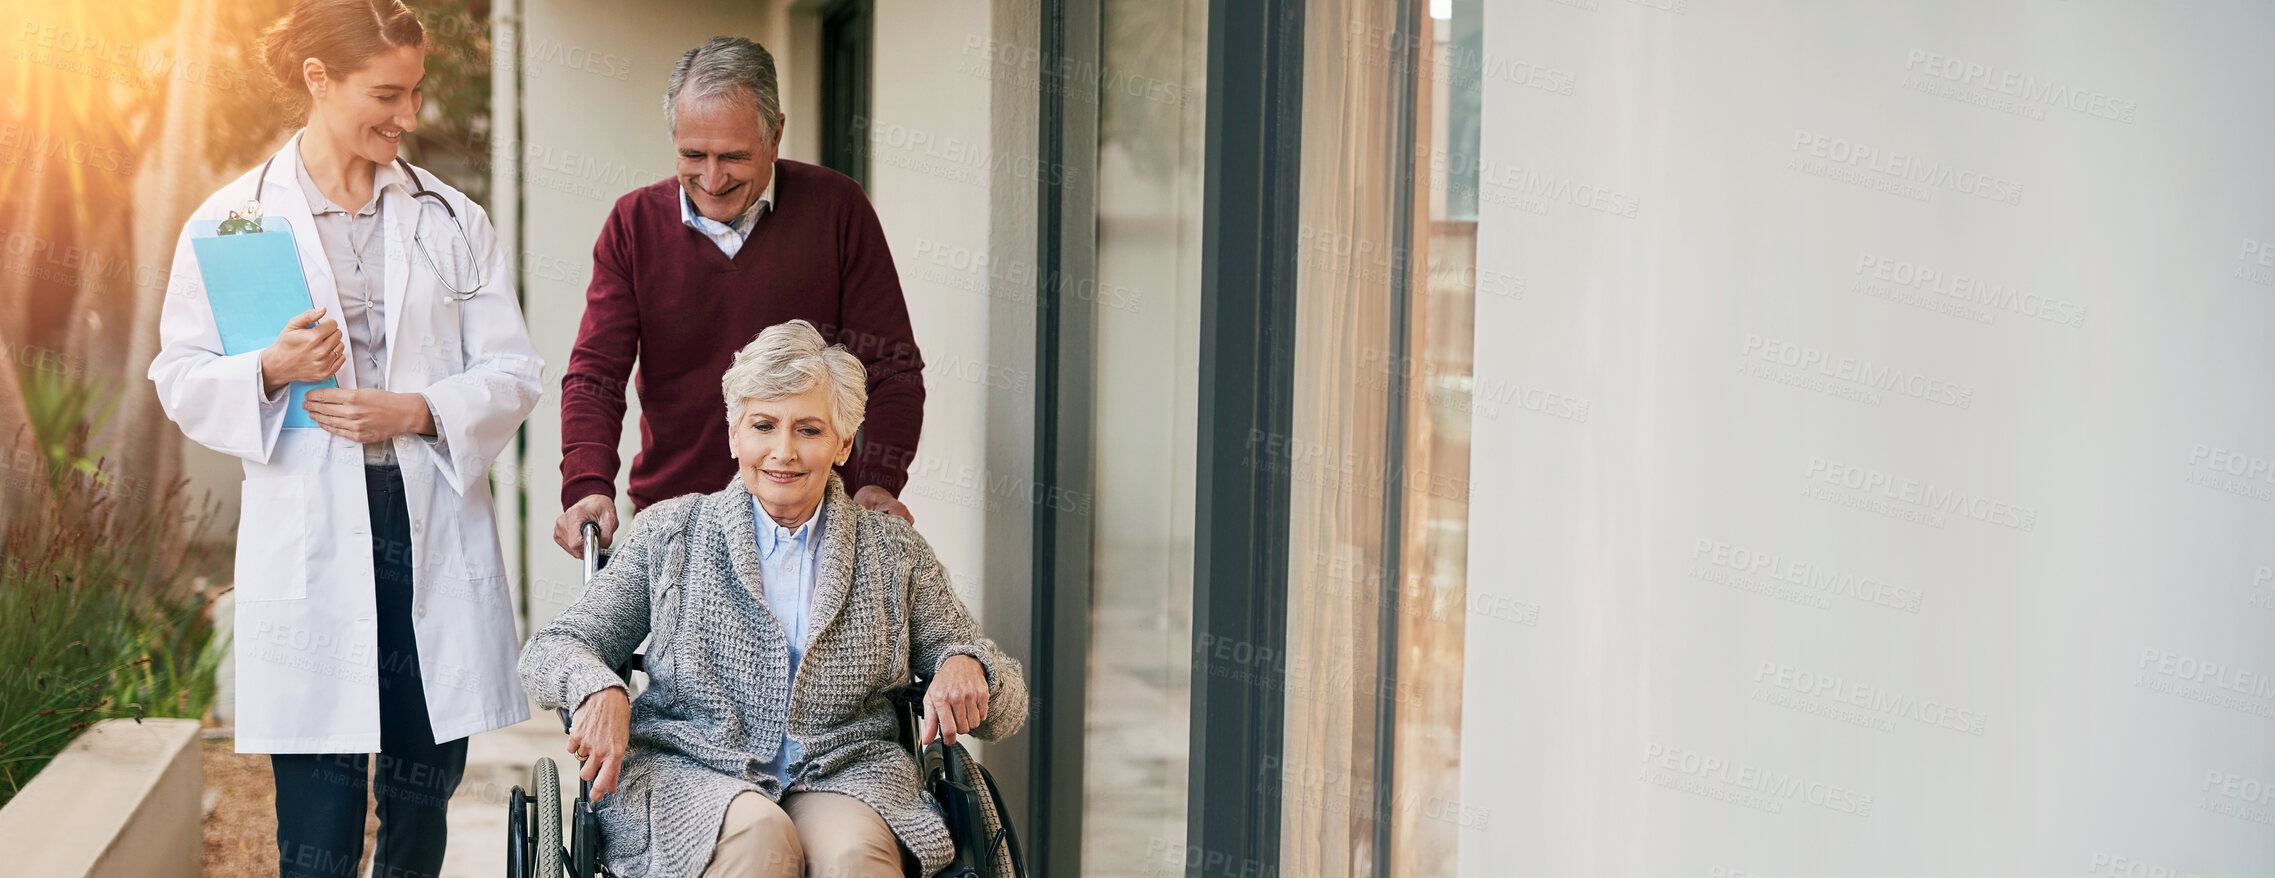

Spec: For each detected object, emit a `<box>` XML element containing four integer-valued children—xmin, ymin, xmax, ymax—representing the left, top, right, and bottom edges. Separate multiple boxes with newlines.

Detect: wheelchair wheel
<box><xmin>535</xmin><ymin>757</ymin><xmax>564</xmax><ymax>878</ymax></box>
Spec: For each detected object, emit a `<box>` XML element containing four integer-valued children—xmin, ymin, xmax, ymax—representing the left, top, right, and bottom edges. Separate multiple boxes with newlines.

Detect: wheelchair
<box><xmin>506</xmin><ymin>523</ymin><xmax>1022</xmax><ymax>878</ymax></box>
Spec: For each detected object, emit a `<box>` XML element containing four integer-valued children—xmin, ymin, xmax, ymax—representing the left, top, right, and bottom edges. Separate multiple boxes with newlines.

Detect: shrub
<box><xmin>0</xmin><ymin>372</ymin><xmax>222</xmax><ymax>809</ymax></box>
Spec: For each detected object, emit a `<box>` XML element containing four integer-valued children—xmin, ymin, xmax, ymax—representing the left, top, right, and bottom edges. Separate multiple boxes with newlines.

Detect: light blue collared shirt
<box><xmin>750</xmin><ymin>494</ymin><xmax>825</xmax><ymax>787</ymax></box>
<box><xmin>678</xmin><ymin>164</ymin><xmax>777</xmax><ymax>258</ymax></box>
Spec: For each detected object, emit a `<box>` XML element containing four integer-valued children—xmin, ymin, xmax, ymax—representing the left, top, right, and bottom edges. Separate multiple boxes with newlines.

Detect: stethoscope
<box><xmin>251</xmin><ymin>153</ymin><xmax>488</xmax><ymax>301</ymax></box>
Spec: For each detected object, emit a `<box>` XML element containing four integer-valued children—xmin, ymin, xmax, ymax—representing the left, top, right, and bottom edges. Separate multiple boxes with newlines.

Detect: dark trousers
<box><xmin>271</xmin><ymin>465</ymin><xmax>468</xmax><ymax>878</ymax></box>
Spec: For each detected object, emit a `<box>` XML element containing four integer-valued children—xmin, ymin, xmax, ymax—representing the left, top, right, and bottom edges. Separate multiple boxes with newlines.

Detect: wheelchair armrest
<box><xmin>885</xmin><ymin>677</ymin><xmax>929</xmax><ymax>713</ymax></box>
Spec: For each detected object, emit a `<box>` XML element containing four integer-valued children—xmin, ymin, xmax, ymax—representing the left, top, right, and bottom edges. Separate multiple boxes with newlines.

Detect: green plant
<box><xmin>0</xmin><ymin>415</ymin><xmax>221</xmax><ymax>809</ymax></box>
<box><xmin>15</xmin><ymin>364</ymin><xmax>118</xmax><ymax>495</ymax></box>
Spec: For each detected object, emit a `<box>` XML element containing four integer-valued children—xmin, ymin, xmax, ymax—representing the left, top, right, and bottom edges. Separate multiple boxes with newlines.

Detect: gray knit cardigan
<box><xmin>517</xmin><ymin>474</ymin><xmax>1029</xmax><ymax>877</ymax></box>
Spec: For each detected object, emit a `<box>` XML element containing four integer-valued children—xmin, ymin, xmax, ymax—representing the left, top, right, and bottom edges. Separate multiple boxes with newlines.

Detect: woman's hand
<box><xmin>302</xmin><ymin>388</ymin><xmax>434</xmax><ymax>443</ymax></box>
<box><xmin>260</xmin><ymin>308</ymin><xmax>345</xmax><ymax>395</ymax></box>
<box><xmin>568</xmin><ymin>685</ymin><xmax>632</xmax><ymax>799</ymax></box>
<box><xmin>921</xmin><ymin>655</ymin><xmax>990</xmax><ymax>747</ymax></box>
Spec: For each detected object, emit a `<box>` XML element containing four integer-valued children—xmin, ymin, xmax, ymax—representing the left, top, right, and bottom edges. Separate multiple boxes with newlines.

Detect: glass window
<box><xmin>1082</xmin><ymin>0</ymin><xmax>1208</xmax><ymax>874</ymax></box>
<box><xmin>1278</xmin><ymin>0</ymin><xmax>1479</xmax><ymax>875</ymax></box>
<box><xmin>1390</xmin><ymin>2</ymin><xmax>1481</xmax><ymax>875</ymax></box>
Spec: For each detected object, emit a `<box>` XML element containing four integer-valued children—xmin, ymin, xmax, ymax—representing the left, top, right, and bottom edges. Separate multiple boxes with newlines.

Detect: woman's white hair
<box><xmin>722</xmin><ymin>320</ymin><xmax>868</xmax><ymax>438</ymax></box>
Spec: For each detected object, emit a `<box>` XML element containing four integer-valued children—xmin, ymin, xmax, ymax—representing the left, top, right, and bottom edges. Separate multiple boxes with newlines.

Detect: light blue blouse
<box><xmin>748</xmin><ymin>494</ymin><xmax>825</xmax><ymax>787</ymax></box>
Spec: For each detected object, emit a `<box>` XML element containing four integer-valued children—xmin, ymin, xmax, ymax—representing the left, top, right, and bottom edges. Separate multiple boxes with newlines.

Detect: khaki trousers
<box><xmin>700</xmin><ymin>790</ymin><xmax>907</xmax><ymax>878</ymax></box>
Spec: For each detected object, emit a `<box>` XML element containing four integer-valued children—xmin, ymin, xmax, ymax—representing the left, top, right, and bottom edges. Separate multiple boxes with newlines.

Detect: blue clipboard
<box><xmin>188</xmin><ymin>217</ymin><xmax>334</xmax><ymax>428</ymax></box>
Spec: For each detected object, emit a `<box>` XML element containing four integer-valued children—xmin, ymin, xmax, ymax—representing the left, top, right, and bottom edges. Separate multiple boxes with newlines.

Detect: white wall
<box><xmin>1463</xmin><ymin>2</ymin><xmax>2275</xmax><ymax>875</ymax></box>
<box><xmin>865</xmin><ymin>0</ymin><xmax>1006</xmax><ymax>623</ymax></box>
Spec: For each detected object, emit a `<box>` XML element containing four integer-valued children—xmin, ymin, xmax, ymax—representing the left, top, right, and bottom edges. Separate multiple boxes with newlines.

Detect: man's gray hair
<box><xmin>722</xmin><ymin>320</ymin><xmax>868</xmax><ymax>440</ymax></box>
<box><xmin>665</xmin><ymin>36</ymin><xmax>784</xmax><ymax>141</ymax></box>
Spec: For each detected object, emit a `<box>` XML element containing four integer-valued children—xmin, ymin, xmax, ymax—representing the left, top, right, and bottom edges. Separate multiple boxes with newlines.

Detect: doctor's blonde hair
<box><xmin>259</xmin><ymin>0</ymin><xmax>427</xmax><ymax>117</ymax></box>
<box><xmin>722</xmin><ymin>320</ymin><xmax>869</xmax><ymax>440</ymax></box>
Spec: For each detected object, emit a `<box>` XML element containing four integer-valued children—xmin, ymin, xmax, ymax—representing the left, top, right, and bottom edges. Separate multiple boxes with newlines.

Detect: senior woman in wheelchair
<box><xmin>519</xmin><ymin>320</ymin><xmax>1027</xmax><ymax>878</ymax></box>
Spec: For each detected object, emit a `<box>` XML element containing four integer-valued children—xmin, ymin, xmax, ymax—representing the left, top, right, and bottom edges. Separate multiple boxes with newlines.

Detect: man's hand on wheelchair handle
<box><xmin>853</xmin><ymin>484</ymin><xmax>915</xmax><ymax>524</ymax></box>
<box><xmin>920</xmin><ymin>655</ymin><xmax>990</xmax><ymax>747</ymax></box>
<box><xmin>569</xmin><ymin>685</ymin><xmax>632</xmax><ymax>799</ymax></box>
<box><xmin>554</xmin><ymin>494</ymin><xmax>620</xmax><ymax>559</ymax></box>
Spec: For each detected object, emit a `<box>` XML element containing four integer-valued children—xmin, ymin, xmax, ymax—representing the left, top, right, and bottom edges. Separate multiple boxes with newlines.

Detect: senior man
<box><xmin>556</xmin><ymin>35</ymin><xmax>923</xmax><ymax>558</ymax></box>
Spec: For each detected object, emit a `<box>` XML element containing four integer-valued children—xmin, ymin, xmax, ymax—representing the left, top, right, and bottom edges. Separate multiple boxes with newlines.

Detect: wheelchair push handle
<box><xmin>560</xmin><ymin>521</ymin><xmax>613</xmax><ymax>736</ymax></box>
<box><xmin>581</xmin><ymin>520</ymin><xmax>603</xmax><ymax>582</ymax></box>
<box><xmin>558</xmin><ymin>518</ymin><xmax>637</xmax><ymax>737</ymax></box>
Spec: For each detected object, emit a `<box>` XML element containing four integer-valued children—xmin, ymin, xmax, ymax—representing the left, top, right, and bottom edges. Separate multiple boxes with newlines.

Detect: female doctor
<box><xmin>147</xmin><ymin>2</ymin><xmax>540</xmax><ymax>875</ymax></box>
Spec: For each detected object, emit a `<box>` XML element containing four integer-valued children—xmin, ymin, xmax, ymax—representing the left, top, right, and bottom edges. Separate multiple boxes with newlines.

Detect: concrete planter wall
<box><xmin>0</xmin><ymin>718</ymin><xmax>201</xmax><ymax>878</ymax></box>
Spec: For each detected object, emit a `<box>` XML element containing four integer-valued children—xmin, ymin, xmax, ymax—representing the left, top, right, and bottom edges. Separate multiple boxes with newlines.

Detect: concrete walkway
<box><xmin>438</xmin><ymin>702</ymin><xmax>580</xmax><ymax>878</ymax></box>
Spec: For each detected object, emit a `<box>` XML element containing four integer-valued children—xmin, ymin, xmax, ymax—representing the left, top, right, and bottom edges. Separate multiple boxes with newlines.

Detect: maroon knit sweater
<box><xmin>560</xmin><ymin>161</ymin><xmax>924</xmax><ymax>511</ymax></box>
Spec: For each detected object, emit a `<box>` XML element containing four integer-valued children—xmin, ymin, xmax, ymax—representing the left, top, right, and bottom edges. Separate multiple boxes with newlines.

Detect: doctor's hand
<box><xmin>854</xmin><ymin>484</ymin><xmax>915</xmax><ymax>525</ymax></box>
<box><xmin>260</xmin><ymin>308</ymin><xmax>345</xmax><ymax>395</ymax></box>
<box><xmin>554</xmin><ymin>494</ymin><xmax>620</xmax><ymax>559</ymax></box>
<box><xmin>568</xmin><ymin>685</ymin><xmax>631</xmax><ymax>799</ymax></box>
<box><xmin>302</xmin><ymin>388</ymin><xmax>435</xmax><ymax>444</ymax></box>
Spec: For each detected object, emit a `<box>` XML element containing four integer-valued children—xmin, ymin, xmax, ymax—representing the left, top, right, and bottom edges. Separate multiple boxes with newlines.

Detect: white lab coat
<box><xmin>150</xmin><ymin>132</ymin><xmax>541</xmax><ymax>753</ymax></box>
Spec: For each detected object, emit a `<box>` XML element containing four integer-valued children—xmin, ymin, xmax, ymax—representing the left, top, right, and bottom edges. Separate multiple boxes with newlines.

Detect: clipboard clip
<box><xmin>216</xmin><ymin>199</ymin><xmax>266</xmax><ymax>235</ymax></box>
